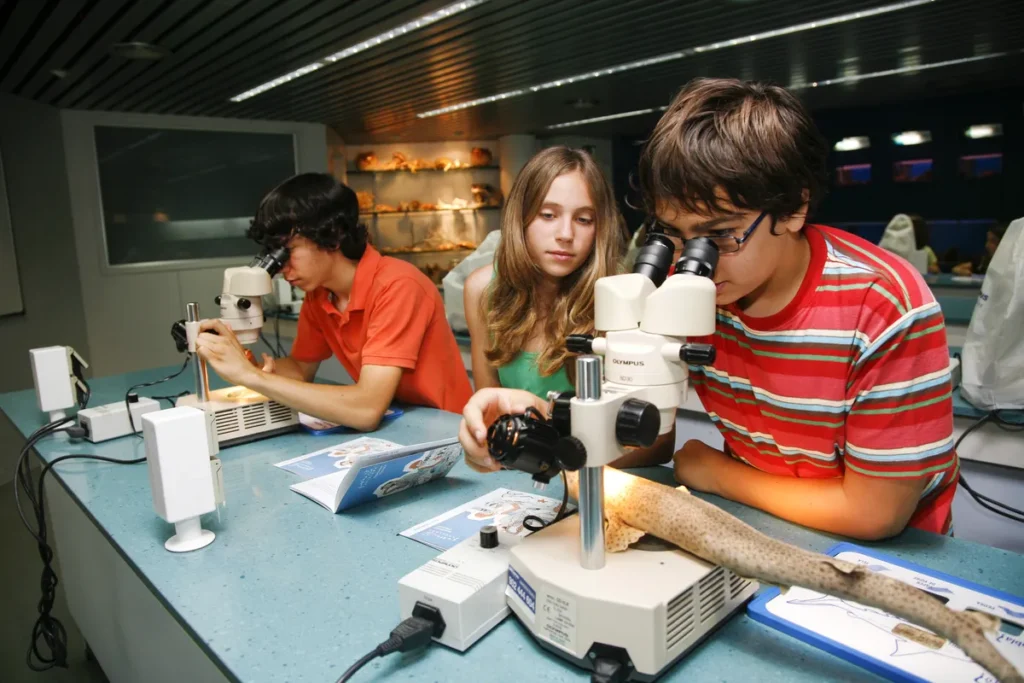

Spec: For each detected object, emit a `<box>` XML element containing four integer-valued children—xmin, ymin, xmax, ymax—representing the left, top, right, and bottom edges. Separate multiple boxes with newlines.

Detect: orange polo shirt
<box><xmin>290</xmin><ymin>245</ymin><xmax>472</xmax><ymax>414</ymax></box>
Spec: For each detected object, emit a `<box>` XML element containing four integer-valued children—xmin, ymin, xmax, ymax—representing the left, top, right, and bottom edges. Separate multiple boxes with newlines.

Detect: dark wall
<box><xmin>612</xmin><ymin>136</ymin><xmax>647</xmax><ymax>234</ymax></box>
<box><xmin>815</xmin><ymin>89</ymin><xmax>1021</xmax><ymax>225</ymax></box>
<box><xmin>0</xmin><ymin>94</ymin><xmax>89</xmax><ymax>392</ymax></box>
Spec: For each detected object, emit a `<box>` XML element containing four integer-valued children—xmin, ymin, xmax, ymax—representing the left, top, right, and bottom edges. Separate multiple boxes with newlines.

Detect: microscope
<box><xmin>174</xmin><ymin>247</ymin><xmax>299</xmax><ymax>449</ymax></box>
<box><xmin>488</xmin><ymin>235</ymin><xmax>758</xmax><ymax>682</ymax></box>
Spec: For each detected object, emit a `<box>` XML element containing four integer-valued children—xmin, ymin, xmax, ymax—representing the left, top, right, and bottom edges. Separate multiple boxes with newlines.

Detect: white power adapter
<box><xmin>29</xmin><ymin>346</ymin><xmax>89</xmax><ymax>421</ymax></box>
<box><xmin>398</xmin><ymin>526</ymin><xmax>519</xmax><ymax>652</ymax></box>
<box><xmin>77</xmin><ymin>397</ymin><xmax>161</xmax><ymax>442</ymax></box>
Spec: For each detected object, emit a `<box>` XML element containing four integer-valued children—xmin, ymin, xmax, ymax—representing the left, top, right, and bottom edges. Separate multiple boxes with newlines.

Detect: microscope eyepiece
<box><xmin>675</xmin><ymin>236</ymin><xmax>718</xmax><ymax>278</ymax></box>
<box><xmin>250</xmin><ymin>246</ymin><xmax>289</xmax><ymax>276</ymax></box>
<box><xmin>632</xmin><ymin>233</ymin><xmax>675</xmax><ymax>287</ymax></box>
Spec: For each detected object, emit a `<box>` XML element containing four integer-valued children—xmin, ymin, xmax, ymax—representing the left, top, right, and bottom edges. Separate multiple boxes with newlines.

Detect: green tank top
<box><xmin>488</xmin><ymin>267</ymin><xmax>573</xmax><ymax>398</ymax></box>
<box><xmin>497</xmin><ymin>352</ymin><xmax>573</xmax><ymax>398</ymax></box>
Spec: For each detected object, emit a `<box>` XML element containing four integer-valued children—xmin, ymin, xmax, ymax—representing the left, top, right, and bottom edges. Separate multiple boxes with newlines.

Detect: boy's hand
<box><xmin>195</xmin><ymin>319</ymin><xmax>261</xmax><ymax>387</ymax></box>
<box><xmin>261</xmin><ymin>353</ymin><xmax>277</xmax><ymax>374</ymax></box>
<box><xmin>459</xmin><ymin>388</ymin><xmax>548</xmax><ymax>473</ymax></box>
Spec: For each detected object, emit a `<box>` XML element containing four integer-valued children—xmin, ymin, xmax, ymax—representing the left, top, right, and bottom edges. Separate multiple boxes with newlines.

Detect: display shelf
<box><xmin>359</xmin><ymin>206</ymin><xmax>501</xmax><ymax>216</ymax></box>
<box><xmin>347</xmin><ymin>165</ymin><xmax>499</xmax><ymax>175</ymax></box>
<box><xmin>379</xmin><ymin>246</ymin><xmax>477</xmax><ymax>256</ymax></box>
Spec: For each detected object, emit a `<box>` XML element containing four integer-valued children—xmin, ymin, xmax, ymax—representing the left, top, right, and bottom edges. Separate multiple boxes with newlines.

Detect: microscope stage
<box><xmin>177</xmin><ymin>386</ymin><xmax>298</xmax><ymax>447</ymax></box>
<box><xmin>506</xmin><ymin>515</ymin><xmax>758</xmax><ymax>681</ymax></box>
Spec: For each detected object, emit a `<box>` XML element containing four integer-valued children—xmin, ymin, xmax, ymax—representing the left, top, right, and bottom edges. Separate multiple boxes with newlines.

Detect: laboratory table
<box><xmin>2</xmin><ymin>367</ymin><xmax>1022</xmax><ymax>683</ymax></box>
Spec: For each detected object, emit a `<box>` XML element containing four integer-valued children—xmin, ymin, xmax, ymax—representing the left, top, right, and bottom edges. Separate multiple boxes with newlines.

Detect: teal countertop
<box><xmin>938</xmin><ymin>296</ymin><xmax>978</xmax><ymax>326</ymax></box>
<box><xmin>925</xmin><ymin>273</ymin><xmax>985</xmax><ymax>289</ymax></box>
<box><xmin>4</xmin><ymin>368</ymin><xmax>1021</xmax><ymax>683</ymax></box>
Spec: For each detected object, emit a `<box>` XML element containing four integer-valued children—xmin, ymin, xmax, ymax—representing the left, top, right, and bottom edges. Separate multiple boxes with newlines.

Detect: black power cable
<box><xmin>14</xmin><ymin>375</ymin><xmax>146</xmax><ymax>671</ymax></box>
<box><xmin>337</xmin><ymin>605</ymin><xmax>445</xmax><ymax>683</ymax></box>
<box><xmin>17</xmin><ymin>447</ymin><xmax>146</xmax><ymax>670</ymax></box>
<box><xmin>124</xmin><ymin>354</ymin><xmax>192</xmax><ymax>437</ymax></box>
<box><xmin>522</xmin><ymin>470</ymin><xmax>571</xmax><ymax>532</ymax></box>
<box><xmin>954</xmin><ymin>410</ymin><xmax>1024</xmax><ymax>524</ymax></box>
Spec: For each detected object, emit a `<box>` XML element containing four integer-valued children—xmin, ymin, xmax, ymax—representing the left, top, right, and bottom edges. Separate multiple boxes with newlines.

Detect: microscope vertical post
<box><xmin>186</xmin><ymin>303</ymin><xmax>211</xmax><ymax>403</ymax></box>
<box><xmin>575</xmin><ymin>355</ymin><xmax>605</xmax><ymax>570</ymax></box>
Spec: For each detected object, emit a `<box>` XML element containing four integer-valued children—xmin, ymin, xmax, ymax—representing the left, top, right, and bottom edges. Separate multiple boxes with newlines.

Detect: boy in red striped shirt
<box><xmin>459</xmin><ymin>78</ymin><xmax>958</xmax><ymax>540</ymax></box>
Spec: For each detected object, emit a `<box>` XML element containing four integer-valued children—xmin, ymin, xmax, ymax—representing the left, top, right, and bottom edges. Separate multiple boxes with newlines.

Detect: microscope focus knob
<box><xmin>555</xmin><ymin>436</ymin><xmax>587</xmax><ymax>471</ymax></box>
<box><xmin>236</xmin><ymin>298</ymin><xmax>252</xmax><ymax>310</ymax></box>
<box><xmin>616</xmin><ymin>399</ymin><xmax>660</xmax><ymax>448</ymax></box>
<box><xmin>680</xmin><ymin>343</ymin><xmax>716</xmax><ymax>366</ymax></box>
<box><xmin>566</xmin><ymin>334</ymin><xmax>594</xmax><ymax>354</ymax></box>
<box><xmin>548</xmin><ymin>391</ymin><xmax>575</xmax><ymax>437</ymax></box>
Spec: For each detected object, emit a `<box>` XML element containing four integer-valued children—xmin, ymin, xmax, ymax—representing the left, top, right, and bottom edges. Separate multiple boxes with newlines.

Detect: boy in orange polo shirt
<box><xmin>195</xmin><ymin>173</ymin><xmax>472</xmax><ymax>431</ymax></box>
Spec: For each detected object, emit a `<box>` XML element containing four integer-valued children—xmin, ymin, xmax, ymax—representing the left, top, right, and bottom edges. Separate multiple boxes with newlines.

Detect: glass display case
<box><xmin>93</xmin><ymin>126</ymin><xmax>296</xmax><ymax>267</ymax></box>
<box><xmin>344</xmin><ymin>149</ymin><xmax>502</xmax><ymax>287</ymax></box>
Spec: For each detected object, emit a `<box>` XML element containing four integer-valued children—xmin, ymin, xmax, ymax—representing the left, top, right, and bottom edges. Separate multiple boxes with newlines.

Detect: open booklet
<box><xmin>274</xmin><ymin>435</ymin><xmax>461</xmax><ymax>512</ymax></box>
<box><xmin>399</xmin><ymin>488</ymin><xmax>574</xmax><ymax>551</ymax></box>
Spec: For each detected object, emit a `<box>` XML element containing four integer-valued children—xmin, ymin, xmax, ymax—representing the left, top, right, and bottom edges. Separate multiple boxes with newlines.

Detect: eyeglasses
<box><xmin>645</xmin><ymin>210</ymin><xmax>770</xmax><ymax>255</ymax></box>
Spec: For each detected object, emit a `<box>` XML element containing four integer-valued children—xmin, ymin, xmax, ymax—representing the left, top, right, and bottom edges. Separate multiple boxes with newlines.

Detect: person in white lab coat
<box><xmin>879</xmin><ymin>213</ymin><xmax>938</xmax><ymax>274</ymax></box>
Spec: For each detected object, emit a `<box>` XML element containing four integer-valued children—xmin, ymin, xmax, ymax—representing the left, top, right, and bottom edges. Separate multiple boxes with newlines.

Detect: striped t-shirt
<box><xmin>689</xmin><ymin>224</ymin><xmax>959</xmax><ymax>534</ymax></box>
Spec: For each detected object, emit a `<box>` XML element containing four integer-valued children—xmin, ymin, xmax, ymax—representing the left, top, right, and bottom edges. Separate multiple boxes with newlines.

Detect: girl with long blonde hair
<box><xmin>463</xmin><ymin>146</ymin><xmax>626</xmax><ymax>399</ymax></box>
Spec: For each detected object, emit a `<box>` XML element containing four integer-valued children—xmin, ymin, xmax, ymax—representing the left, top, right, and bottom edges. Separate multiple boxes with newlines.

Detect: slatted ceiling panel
<box><xmin>132</xmin><ymin>0</ymin><xmax>441</xmax><ymax>115</ymax></box>
<box><xmin>111</xmin><ymin>0</ymin><xmax>266</xmax><ymax>108</ymax></box>
<box><xmin>44</xmin><ymin>0</ymin><xmax>172</xmax><ymax>106</ymax></box>
<box><xmin>3</xmin><ymin>0</ymin><xmax>89</xmax><ymax>90</ymax></box>
<box><xmin>270</xmin><ymin>0</ymin><xmax>1002</xmax><ymax>133</ymax></box>
<box><xmin>23</xmin><ymin>1</ymin><xmax>135</xmax><ymax>101</ymax></box>
<box><xmin>0</xmin><ymin>0</ymin><xmax>1022</xmax><ymax>143</ymax></box>
<box><xmin>194</xmin><ymin>0</ymin><xmax>500</xmax><ymax>120</ymax></box>
<box><xmin>220</xmin><ymin>0</ymin><xmax>531</xmax><ymax>122</ymax></box>
<box><xmin>161</xmin><ymin>0</ymin><xmax>435</xmax><ymax>117</ymax></box>
<box><xmin>110</xmin><ymin>0</ymin><xmax>292</xmax><ymax>112</ymax></box>
<box><xmin>109</xmin><ymin>0</ymin><xmax>333</xmax><ymax>113</ymax></box>
<box><xmin>237</xmin><ymin>0</ymin><xmax>851</xmax><ymax>124</ymax></box>
<box><xmin>54</xmin><ymin>0</ymin><xmax>260</xmax><ymax>109</ymax></box>
<box><xmin>270</xmin><ymin>0</ymin><xmax>646</xmax><ymax>123</ymax></box>
<box><xmin>340</xmin><ymin>7</ymin><xmax>1021</xmax><ymax>140</ymax></box>
<box><xmin>0</xmin><ymin>1</ymin><xmax>42</xmax><ymax>67</ymax></box>
<box><xmin>68</xmin><ymin>0</ymin><xmax>216</xmax><ymax>109</ymax></box>
<box><xmin>131</xmin><ymin>0</ymin><xmax>368</xmax><ymax>114</ymax></box>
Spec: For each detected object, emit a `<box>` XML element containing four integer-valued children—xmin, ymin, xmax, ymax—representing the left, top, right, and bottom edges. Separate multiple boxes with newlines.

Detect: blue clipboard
<box><xmin>747</xmin><ymin>542</ymin><xmax>1024</xmax><ymax>683</ymax></box>
<box><xmin>299</xmin><ymin>406</ymin><xmax>404</xmax><ymax>436</ymax></box>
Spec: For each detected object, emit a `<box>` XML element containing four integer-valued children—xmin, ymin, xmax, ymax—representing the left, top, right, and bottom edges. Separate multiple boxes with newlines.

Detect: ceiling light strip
<box><xmin>418</xmin><ymin>0</ymin><xmax>934</xmax><ymax>118</ymax></box>
<box><xmin>230</xmin><ymin>0</ymin><xmax>490</xmax><ymax>103</ymax></box>
<box><xmin>545</xmin><ymin>50</ymin><xmax>1017</xmax><ymax>130</ymax></box>
<box><xmin>547</xmin><ymin>107</ymin><xmax>666</xmax><ymax>130</ymax></box>
<box><xmin>795</xmin><ymin>51</ymin><xmax>1015</xmax><ymax>89</ymax></box>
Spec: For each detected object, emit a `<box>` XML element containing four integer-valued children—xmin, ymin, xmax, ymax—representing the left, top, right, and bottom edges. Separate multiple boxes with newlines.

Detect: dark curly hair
<box><xmin>638</xmin><ymin>78</ymin><xmax>827</xmax><ymax>234</ymax></box>
<box><xmin>247</xmin><ymin>173</ymin><xmax>367</xmax><ymax>260</ymax></box>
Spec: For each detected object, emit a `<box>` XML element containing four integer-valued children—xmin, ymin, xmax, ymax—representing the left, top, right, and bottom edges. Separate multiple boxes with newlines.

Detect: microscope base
<box><xmin>506</xmin><ymin>516</ymin><xmax>758</xmax><ymax>681</ymax></box>
<box><xmin>177</xmin><ymin>386</ymin><xmax>298</xmax><ymax>447</ymax></box>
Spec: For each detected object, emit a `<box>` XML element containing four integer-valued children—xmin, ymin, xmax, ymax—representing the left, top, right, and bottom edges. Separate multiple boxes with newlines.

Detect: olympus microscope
<box><xmin>487</xmin><ymin>235</ymin><xmax>759</xmax><ymax>682</ymax></box>
<box><xmin>175</xmin><ymin>247</ymin><xmax>299</xmax><ymax>448</ymax></box>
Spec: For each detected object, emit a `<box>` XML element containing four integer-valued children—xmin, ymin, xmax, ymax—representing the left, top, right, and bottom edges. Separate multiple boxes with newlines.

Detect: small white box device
<box><xmin>78</xmin><ymin>397</ymin><xmax>161</xmax><ymax>442</ymax></box>
<box><xmin>142</xmin><ymin>407</ymin><xmax>217</xmax><ymax>553</ymax></box>
<box><xmin>29</xmin><ymin>346</ymin><xmax>89</xmax><ymax>420</ymax></box>
<box><xmin>176</xmin><ymin>385</ymin><xmax>298</xmax><ymax>447</ymax></box>
<box><xmin>398</xmin><ymin>526</ymin><xmax>519</xmax><ymax>652</ymax></box>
